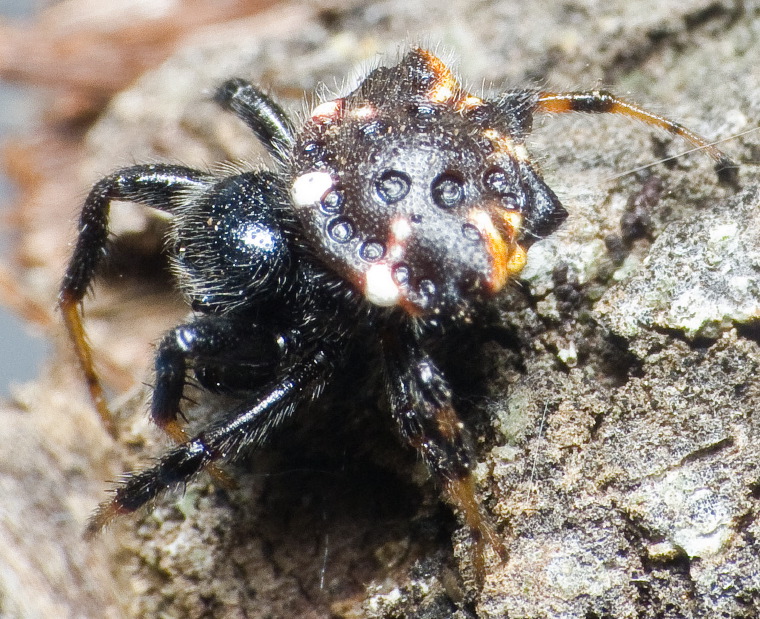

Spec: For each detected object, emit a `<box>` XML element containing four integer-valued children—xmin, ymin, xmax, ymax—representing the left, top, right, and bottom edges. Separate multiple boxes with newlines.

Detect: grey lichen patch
<box><xmin>478</xmin><ymin>527</ymin><xmax>639</xmax><ymax>619</ymax></box>
<box><xmin>491</xmin><ymin>381</ymin><xmax>546</xmax><ymax>442</ymax></box>
<box><xmin>596</xmin><ymin>185</ymin><xmax>760</xmax><ymax>342</ymax></box>
<box><xmin>627</xmin><ymin>467</ymin><xmax>736</xmax><ymax>559</ymax></box>
<box><xmin>362</xmin><ymin>555</ymin><xmax>473</xmax><ymax>619</ymax></box>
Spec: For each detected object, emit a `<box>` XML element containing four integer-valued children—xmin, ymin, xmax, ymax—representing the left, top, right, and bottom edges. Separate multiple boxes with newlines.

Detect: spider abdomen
<box><xmin>289</xmin><ymin>49</ymin><xmax>529</xmax><ymax>319</ymax></box>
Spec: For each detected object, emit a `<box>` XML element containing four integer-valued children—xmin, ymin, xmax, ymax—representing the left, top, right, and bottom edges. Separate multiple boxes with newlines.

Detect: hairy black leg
<box><xmin>86</xmin><ymin>343</ymin><xmax>339</xmax><ymax>535</ymax></box>
<box><xmin>152</xmin><ymin>315</ymin><xmax>284</xmax><ymax>438</ymax></box>
<box><xmin>151</xmin><ymin>315</ymin><xmax>284</xmax><ymax>492</ymax></box>
<box><xmin>61</xmin><ymin>164</ymin><xmax>210</xmax><ymax>301</ymax></box>
<box><xmin>214</xmin><ymin>78</ymin><xmax>295</xmax><ymax>164</ymax></box>
<box><xmin>535</xmin><ymin>90</ymin><xmax>737</xmax><ymax>180</ymax></box>
<box><xmin>59</xmin><ymin>164</ymin><xmax>210</xmax><ymax>436</ymax></box>
<box><xmin>495</xmin><ymin>89</ymin><xmax>738</xmax><ymax>241</ymax></box>
<box><xmin>382</xmin><ymin>324</ymin><xmax>505</xmax><ymax>580</ymax></box>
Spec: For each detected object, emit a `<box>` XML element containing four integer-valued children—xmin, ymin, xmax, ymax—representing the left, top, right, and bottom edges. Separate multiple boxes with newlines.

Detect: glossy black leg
<box><xmin>214</xmin><ymin>78</ymin><xmax>295</xmax><ymax>163</ymax></box>
<box><xmin>59</xmin><ymin>164</ymin><xmax>210</xmax><ymax>435</ymax></box>
<box><xmin>382</xmin><ymin>324</ymin><xmax>505</xmax><ymax>580</ymax></box>
<box><xmin>86</xmin><ymin>343</ymin><xmax>338</xmax><ymax>535</ymax></box>
<box><xmin>151</xmin><ymin>316</ymin><xmax>283</xmax><ymax>436</ymax></box>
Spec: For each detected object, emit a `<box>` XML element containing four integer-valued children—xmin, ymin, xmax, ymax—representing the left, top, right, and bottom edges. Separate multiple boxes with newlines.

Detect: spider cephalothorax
<box><xmin>59</xmin><ymin>47</ymin><xmax>734</xmax><ymax>576</ymax></box>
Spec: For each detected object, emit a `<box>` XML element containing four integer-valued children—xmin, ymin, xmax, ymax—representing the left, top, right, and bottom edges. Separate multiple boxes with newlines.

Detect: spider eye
<box><xmin>375</xmin><ymin>170</ymin><xmax>411</xmax><ymax>204</ymax></box>
<box><xmin>392</xmin><ymin>264</ymin><xmax>410</xmax><ymax>285</ymax></box>
<box><xmin>432</xmin><ymin>172</ymin><xmax>465</xmax><ymax>208</ymax></box>
<box><xmin>407</xmin><ymin>102</ymin><xmax>440</xmax><ymax>127</ymax></box>
<box><xmin>461</xmin><ymin>222</ymin><xmax>482</xmax><ymax>242</ymax></box>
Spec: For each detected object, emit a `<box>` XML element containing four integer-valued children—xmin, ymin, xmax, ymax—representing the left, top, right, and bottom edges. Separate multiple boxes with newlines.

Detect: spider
<box><xmin>60</xmin><ymin>48</ymin><xmax>735</xmax><ymax>574</ymax></box>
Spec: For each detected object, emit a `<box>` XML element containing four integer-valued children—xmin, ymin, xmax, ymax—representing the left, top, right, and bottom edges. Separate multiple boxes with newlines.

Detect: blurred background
<box><xmin>0</xmin><ymin>0</ymin><xmax>48</xmax><ymax>397</ymax></box>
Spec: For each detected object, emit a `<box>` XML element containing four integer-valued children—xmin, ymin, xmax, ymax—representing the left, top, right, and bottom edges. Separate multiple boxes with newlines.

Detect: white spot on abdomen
<box><xmin>391</xmin><ymin>216</ymin><xmax>413</xmax><ymax>242</ymax></box>
<box><xmin>364</xmin><ymin>263</ymin><xmax>401</xmax><ymax>307</ymax></box>
<box><xmin>291</xmin><ymin>172</ymin><xmax>333</xmax><ymax>207</ymax></box>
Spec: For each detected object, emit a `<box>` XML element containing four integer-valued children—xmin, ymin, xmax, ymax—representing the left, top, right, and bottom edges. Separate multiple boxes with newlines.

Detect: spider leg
<box><xmin>214</xmin><ymin>78</ymin><xmax>295</xmax><ymax>163</ymax></box>
<box><xmin>382</xmin><ymin>324</ymin><xmax>506</xmax><ymax>580</ymax></box>
<box><xmin>86</xmin><ymin>343</ymin><xmax>338</xmax><ymax>535</ymax></box>
<box><xmin>152</xmin><ymin>315</ymin><xmax>286</xmax><ymax>491</ymax></box>
<box><xmin>152</xmin><ymin>315</ymin><xmax>283</xmax><ymax>440</ymax></box>
<box><xmin>535</xmin><ymin>90</ymin><xmax>737</xmax><ymax>179</ymax></box>
<box><xmin>60</xmin><ymin>164</ymin><xmax>211</xmax><ymax>436</ymax></box>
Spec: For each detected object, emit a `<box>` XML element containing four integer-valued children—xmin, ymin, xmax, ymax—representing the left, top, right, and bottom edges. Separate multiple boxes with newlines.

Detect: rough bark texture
<box><xmin>2</xmin><ymin>0</ymin><xmax>759</xmax><ymax>617</ymax></box>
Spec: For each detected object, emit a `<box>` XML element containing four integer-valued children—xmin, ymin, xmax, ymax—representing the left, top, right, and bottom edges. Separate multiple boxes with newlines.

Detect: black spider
<box><xmin>60</xmin><ymin>48</ymin><xmax>735</xmax><ymax>574</ymax></box>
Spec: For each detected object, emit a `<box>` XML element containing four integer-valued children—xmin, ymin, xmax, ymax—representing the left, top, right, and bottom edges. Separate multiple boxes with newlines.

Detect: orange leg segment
<box><xmin>59</xmin><ymin>290</ymin><xmax>117</xmax><ymax>438</ymax></box>
<box><xmin>444</xmin><ymin>474</ymin><xmax>508</xmax><ymax>582</ymax></box>
<box><xmin>536</xmin><ymin>90</ymin><xmax>737</xmax><ymax>174</ymax></box>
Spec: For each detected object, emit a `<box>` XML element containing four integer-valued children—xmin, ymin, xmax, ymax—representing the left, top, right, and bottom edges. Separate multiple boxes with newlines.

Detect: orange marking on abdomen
<box><xmin>415</xmin><ymin>48</ymin><xmax>459</xmax><ymax>103</ymax></box>
<box><xmin>468</xmin><ymin>208</ymin><xmax>526</xmax><ymax>293</ymax></box>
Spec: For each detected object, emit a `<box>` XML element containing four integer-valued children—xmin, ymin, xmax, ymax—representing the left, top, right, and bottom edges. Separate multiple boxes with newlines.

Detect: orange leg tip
<box><xmin>93</xmin><ymin>398</ymin><xmax>118</xmax><ymax>439</ymax></box>
<box><xmin>208</xmin><ymin>465</ymin><xmax>238</xmax><ymax>491</ymax></box>
<box><xmin>161</xmin><ymin>419</ymin><xmax>190</xmax><ymax>443</ymax></box>
<box><xmin>467</xmin><ymin>519</ymin><xmax>508</xmax><ymax>585</ymax></box>
<box><xmin>444</xmin><ymin>475</ymin><xmax>508</xmax><ymax>581</ymax></box>
<box><xmin>481</xmin><ymin>519</ymin><xmax>509</xmax><ymax>563</ymax></box>
<box><xmin>84</xmin><ymin>499</ymin><xmax>131</xmax><ymax>539</ymax></box>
